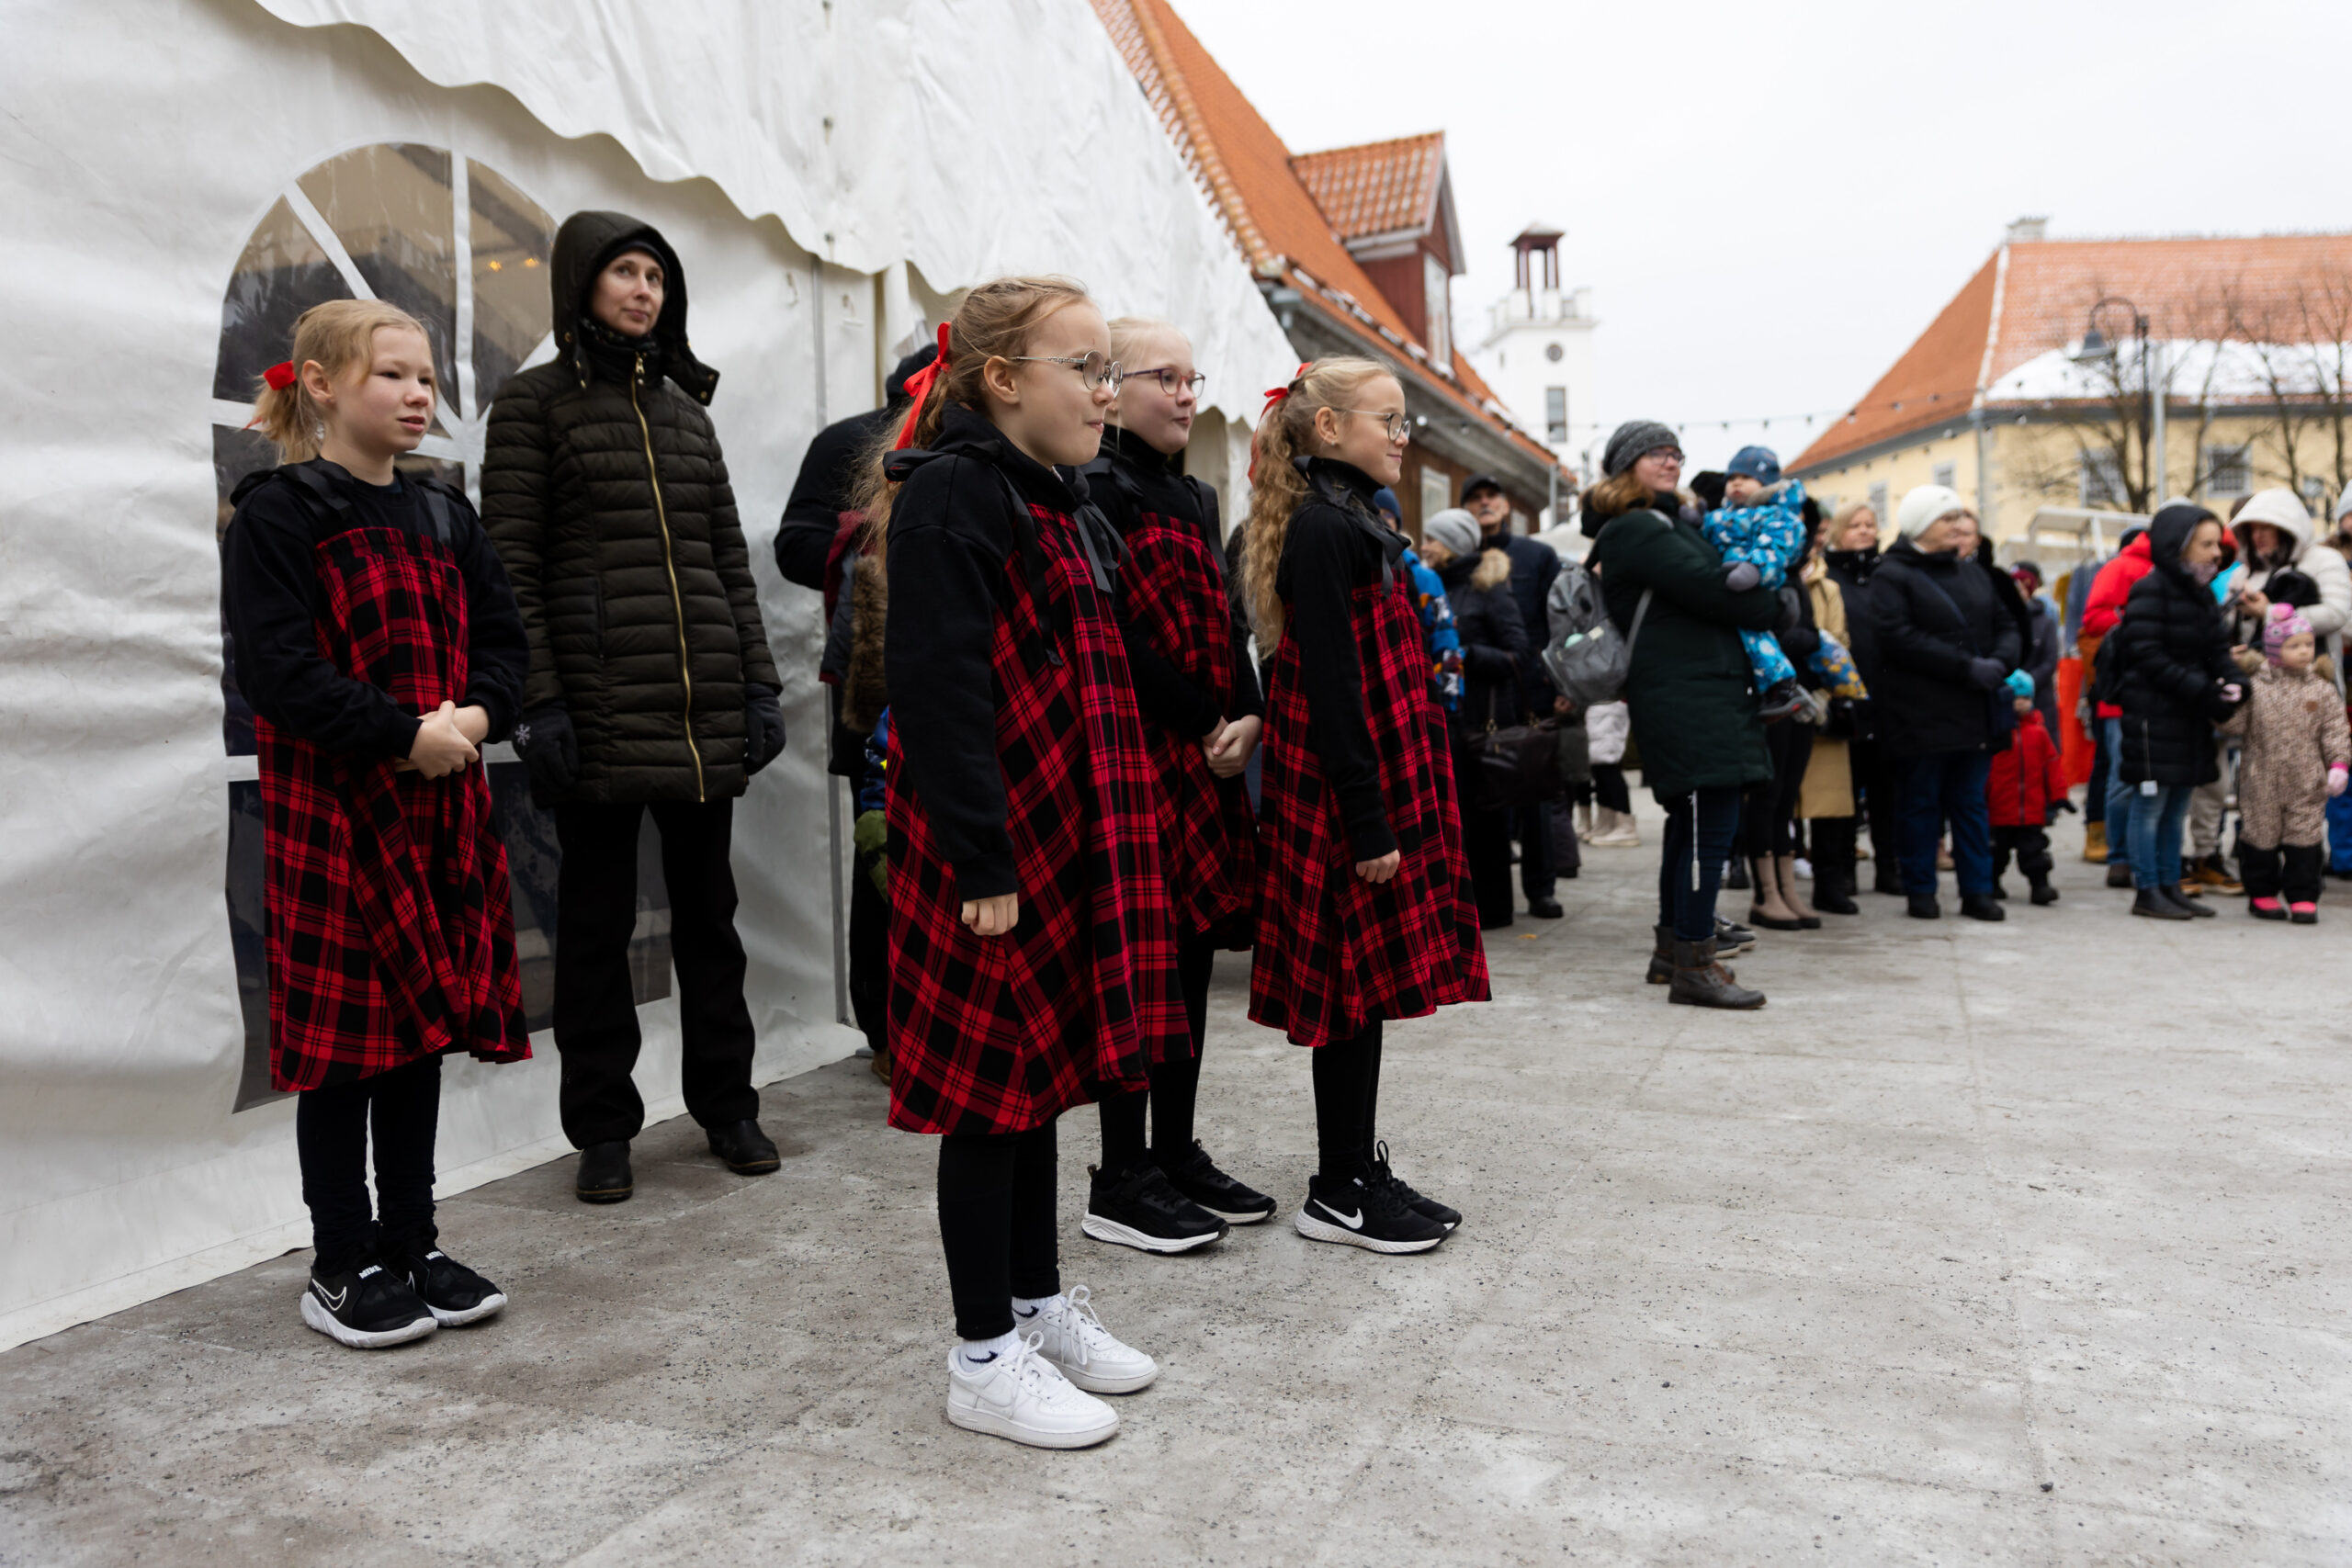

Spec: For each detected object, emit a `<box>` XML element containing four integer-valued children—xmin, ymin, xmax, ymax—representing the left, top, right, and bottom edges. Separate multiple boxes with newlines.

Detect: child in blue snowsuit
<box><xmin>1704</xmin><ymin>445</ymin><xmax>1813</xmax><ymax>720</ymax></box>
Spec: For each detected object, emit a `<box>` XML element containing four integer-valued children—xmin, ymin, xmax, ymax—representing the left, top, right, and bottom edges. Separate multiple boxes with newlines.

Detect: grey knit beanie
<box><xmin>1603</xmin><ymin>420</ymin><xmax>1679</xmax><ymax>478</ymax></box>
<box><xmin>1421</xmin><ymin>509</ymin><xmax>1481</xmax><ymax>562</ymax></box>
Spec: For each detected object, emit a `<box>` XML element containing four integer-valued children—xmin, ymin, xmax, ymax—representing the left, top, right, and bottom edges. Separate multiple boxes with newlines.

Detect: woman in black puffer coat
<box><xmin>2109</xmin><ymin>502</ymin><xmax>2244</xmax><ymax>920</ymax></box>
<box><xmin>481</xmin><ymin>210</ymin><xmax>785</xmax><ymax>1194</ymax></box>
<box><xmin>1422</xmin><ymin>509</ymin><xmax>1526</xmax><ymax>930</ymax></box>
<box><xmin>1870</xmin><ymin>486</ymin><xmax>2021</xmax><ymax>921</ymax></box>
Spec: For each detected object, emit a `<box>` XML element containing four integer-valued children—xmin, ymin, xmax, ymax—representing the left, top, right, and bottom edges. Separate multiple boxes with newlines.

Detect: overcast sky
<box><xmin>1171</xmin><ymin>0</ymin><xmax>2352</xmax><ymax>476</ymax></box>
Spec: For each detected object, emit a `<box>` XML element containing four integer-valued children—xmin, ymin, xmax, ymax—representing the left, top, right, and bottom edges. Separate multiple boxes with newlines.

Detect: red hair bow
<box><xmin>263</xmin><ymin>361</ymin><xmax>299</xmax><ymax>391</ymax></box>
<box><xmin>892</xmin><ymin>322</ymin><xmax>954</xmax><ymax>451</ymax></box>
<box><xmin>1248</xmin><ymin>364</ymin><xmax>1312</xmax><ymax>482</ymax></box>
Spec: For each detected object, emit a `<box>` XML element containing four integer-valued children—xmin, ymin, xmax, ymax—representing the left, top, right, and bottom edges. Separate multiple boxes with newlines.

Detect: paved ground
<box><xmin>5</xmin><ymin>807</ymin><xmax>2349</xmax><ymax>1565</ymax></box>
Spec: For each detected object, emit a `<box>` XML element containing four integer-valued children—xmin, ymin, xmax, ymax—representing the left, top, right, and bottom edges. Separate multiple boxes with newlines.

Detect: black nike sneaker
<box><xmin>1369</xmin><ymin>1141</ymin><xmax>1461</xmax><ymax>1233</ymax></box>
<box><xmin>1158</xmin><ymin>1139</ymin><xmax>1278</xmax><ymax>1225</ymax></box>
<box><xmin>1295</xmin><ymin>1171</ymin><xmax>1446</xmax><ymax>1254</ymax></box>
<box><xmin>1080</xmin><ymin>1164</ymin><xmax>1229</xmax><ymax>1254</ymax></box>
<box><xmin>392</xmin><ymin>1245</ymin><xmax>509</xmax><ymax>1327</ymax></box>
<box><xmin>300</xmin><ymin>1261</ymin><xmax>437</xmax><ymax>1349</ymax></box>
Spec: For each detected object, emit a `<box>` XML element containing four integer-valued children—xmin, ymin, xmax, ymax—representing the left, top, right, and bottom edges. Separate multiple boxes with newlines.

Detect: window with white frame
<box><xmin>1419</xmin><ymin>464</ymin><xmax>1450</xmax><ymax>531</ymax></box>
<box><xmin>1544</xmin><ymin>387</ymin><xmax>1567</xmax><ymax>444</ymax></box>
<box><xmin>1422</xmin><ymin>253</ymin><xmax>1451</xmax><ymax>366</ymax></box>
<box><xmin>2080</xmin><ymin>450</ymin><xmax>2126</xmax><ymax>508</ymax></box>
<box><xmin>1868</xmin><ymin>480</ymin><xmax>1888</xmax><ymax>521</ymax></box>
<box><xmin>1932</xmin><ymin>461</ymin><xmax>1956</xmax><ymax>491</ymax></box>
<box><xmin>2301</xmin><ymin>475</ymin><xmax>2328</xmax><ymax>513</ymax></box>
<box><xmin>2204</xmin><ymin>444</ymin><xmax>2252</xmax><ymax>496</ymax></box>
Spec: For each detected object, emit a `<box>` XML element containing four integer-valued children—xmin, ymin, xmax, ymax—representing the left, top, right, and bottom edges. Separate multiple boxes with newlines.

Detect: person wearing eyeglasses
<box><xmin>1064</xmin><ymin>317</ymin><xmax>1279</xmax><ymax>1256</ymax></box>
<box><xmin>1583</xmin><ymin>420</ymin><xmax>1778</xmax><ymax>1008</ymax></box>
<box><xmin>1242</xmin><ymin>357</ymin><xmax>1488</xmax><ymax>1256</ymax></box>
<box><xmin>855</xmin><ymin>276</ymin><xmax>1174</xmax><ymax>1450</ymax></box>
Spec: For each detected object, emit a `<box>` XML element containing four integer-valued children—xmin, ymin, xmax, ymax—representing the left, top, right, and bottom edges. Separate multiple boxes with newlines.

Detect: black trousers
<box><xmin>2084</xmin><ymin>721</ymin><xmax>2112</xmax><ymax>826</ymax></box>
<box><xmin>553</xmin><ymin>799</ymin><xmax>758</xmax><ymax>1146</ymax></box>
<box><xmin>1850</xmin><ymin>731</ymin><xmax>1905</xmax><ymax>884</ymax></box>
<box><xmin>1741</xmin><ymin>722</ymin><xmax>1815</xmax><ymax>859</ymax></box>
<box><xmin>938</xmin><ymin>1120</ymin><xmax>1060</xmax><ymax>1340</ymax></box>
<box><xmin>1461</xmin><ymin>795</ymin><xmax>1517</xmax><ymax>929</ymax></box>
<box><xmin>1658</xmin><ymin>785</ymin><xmax>1743</xmax><ymax>941</ymax></box>
<box><xmin>1518</xmin><ymin>799</ymin><xmax>1555</xmax><ymax>900</ymax></box>
<box><xmin>1098</xmin><ymin>931</ymin><xmax>1217</xmax><ymax>1172</ymax></box>
<box><xmin>1591</xmin><ymin>762</ymin><xmax>1631</xmax><ymax>815</ymax></box>
<box><xmin>848</xmin><ymin>851</ymin><xmax>889</xmax><ymax>1055</ymax></box>
<box><xmin>2242</xmin><ymin>841</ymin><xmax>2323</xmax><ymax>904</ymax></box>
<box><xmin>1991</xmin><ymin>824</ymin><xmax>2054</xmax><ymax>886</ymax></box>
<box><xmin>1311</xmin><ymin>1020</ymin><xmax>1384</xmax><ymax>1183</ymax></box>
<box><xmin>297</xmin><ymin>1054</ymin><xmax>442</xmax><ymax>1276</ymax></box>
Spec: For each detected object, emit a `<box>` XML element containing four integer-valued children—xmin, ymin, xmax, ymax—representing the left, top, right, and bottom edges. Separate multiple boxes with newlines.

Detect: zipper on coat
<box><xmin>633</xmin><ymin>356</ymin><xmax>705</xmax><ymax>802</ymax></box>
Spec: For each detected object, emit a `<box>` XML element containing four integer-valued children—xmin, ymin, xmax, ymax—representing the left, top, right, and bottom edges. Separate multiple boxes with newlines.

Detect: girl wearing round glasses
<box><xmin>1241</xmin><ymin>357</ymin><xmax>1487</xmax><ymax>1256</ymax></box>
<box><xmin>1074</xmin><ymin>318</ymin><xmax>1276</xmax><ymax>1257</ymax></box>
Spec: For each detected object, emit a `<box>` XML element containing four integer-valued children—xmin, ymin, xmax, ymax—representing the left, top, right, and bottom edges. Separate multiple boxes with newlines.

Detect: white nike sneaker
<box><xmin>944</xmin><ymin>1330</ymin><xmax>1121</xmax><ymax>1450</ymax></box>
<box><xmin>1015</xmin><ymin>1285</ymin><xmax>1159</xmax><ymax>1393</ymax></box>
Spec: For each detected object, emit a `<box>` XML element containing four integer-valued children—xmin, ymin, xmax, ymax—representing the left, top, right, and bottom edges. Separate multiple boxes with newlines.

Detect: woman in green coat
<box><xmin>1584</xmin><ymin>421</ymin><xmax>1779</xmax><ymax>1008</ymax></box>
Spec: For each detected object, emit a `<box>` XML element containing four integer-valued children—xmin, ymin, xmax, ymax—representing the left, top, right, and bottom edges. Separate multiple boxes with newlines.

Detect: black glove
<box><xmin>1724</xmin><ymin>561</ymin><xmax>1761</xmax><ymax>592</ymax></box>
<box><xmin>744</xmin><ymin>684</ymin><xmax>786</xmax><ymax>776</ymax></box>
<box><xmin>514</xmin><ymin>705</ymin><xmax>578</xmax><ymax>803</ymax></box>
<box><xmin>1967</xmin><ymin>657</ymin><xmax>2007</xmax><ymax>690</ymax></box>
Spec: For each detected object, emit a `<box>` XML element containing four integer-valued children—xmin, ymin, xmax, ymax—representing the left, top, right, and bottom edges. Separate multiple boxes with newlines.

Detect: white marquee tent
<box><xmin>0</xmin><ymin>0</ymin><xmax>1298</xmax><ymax>1349</ymax></box>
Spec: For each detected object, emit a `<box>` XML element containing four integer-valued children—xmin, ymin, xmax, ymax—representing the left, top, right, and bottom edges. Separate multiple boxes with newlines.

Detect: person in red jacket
<box><xmin>2079</xmin><ymin>527</ymin><xmax>2153</xmax><ymax>882</ymax></box>
<box><xmin>1986</xmin><ymin>677</ymin><xmax>2070</xmax><ymax>905</ymax></box>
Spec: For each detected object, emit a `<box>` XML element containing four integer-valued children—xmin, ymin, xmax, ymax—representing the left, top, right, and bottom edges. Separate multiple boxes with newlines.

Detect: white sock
<box><xmin>1012</xmin><ymin>1293</ymin><xmax>1064</xmax><ymax>1323</ymax></box>
<box><xmin>958</xmin><ymin>1330</ymin><xmax>1021</xmax><ymax>1370</ymax></box>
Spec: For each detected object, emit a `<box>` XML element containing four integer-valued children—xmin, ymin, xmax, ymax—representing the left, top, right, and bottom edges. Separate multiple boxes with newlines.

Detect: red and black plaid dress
<box><xmin>257</xmin><ymin>525</ymin><xmax>530</xmax><ymax>1090</ymax></box>
<box><xmin>887</xmin><ymin>491</ymin><xmax>1183</xmax><ymax>1135</ymax></box>
<box><xmin>1122</xmin><ymin>513</ymin><xmax>1259</xmax><ymax>949</ymax></box>
<box><xmin>1250</xmin><ymin>567</ymin><xmax>1487</xmax><ymax>1048</ymax></box>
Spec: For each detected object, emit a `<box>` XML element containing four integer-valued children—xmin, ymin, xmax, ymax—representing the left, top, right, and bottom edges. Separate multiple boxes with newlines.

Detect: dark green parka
<box><xmin>1588</xmin><ymin>499</ymin><xmax>1779</xmax><ymax>796</ymax></box>
<box><xmin>481</xmin><ymin>210</ymin><xmax>778</xmax><ymax>804</ymax></box>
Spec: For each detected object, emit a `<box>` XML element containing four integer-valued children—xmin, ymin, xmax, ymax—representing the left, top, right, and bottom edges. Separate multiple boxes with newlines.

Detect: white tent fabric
<box><xmin>0</xmin><ymin>0</ymin><xmax>1295</xmax><ymax>1351</ymax></box>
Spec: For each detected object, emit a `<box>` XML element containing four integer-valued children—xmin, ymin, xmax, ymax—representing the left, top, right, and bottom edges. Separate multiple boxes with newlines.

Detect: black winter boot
<box><xmin>575</xmin><ymin>1140</ymin><xmax>633</xmax><ymax>1203</ymax></box>
<box><xmin>1810</xmin><ymin>818</ymin><xmax>1860</xmax><ymax>915</ymax></box>
<box><xmin>2029</xmin><ymin>879</ymin><xmax>2059</xmax><ymax>906</ymax></box>
<box><xmin>1960</xmin><ymin>893</ymin><xmax>2007</xmax><ymax>921</ymax></box>
<box><xmin>2132</xmin><ymin>886</ymin><xmax>2191</xmax><ymax>920</ymax></box>
<box><xmin>1667</xmin><ymin>937</ymin><xmax>1766</xmax><ymax>1010</ymax></box>
<box><xmin>1646</xmin><ymin>924</ymin><xmax>1674</xmax><ymax>984</ymax></box>
<box><xmin>1906</xmin><ymin>894</ymin><xmax>1941</xmax><ymax>919</ymax></box>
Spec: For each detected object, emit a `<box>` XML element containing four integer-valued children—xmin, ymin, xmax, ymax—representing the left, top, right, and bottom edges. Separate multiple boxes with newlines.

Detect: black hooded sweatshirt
<box><xmin>774</xmin><ymin>344</ymin><xmax>940</xmax><ymax>596</ymax></box>
<box><xmin>480</xmin><ymin>210</ymin><xmax>778</xmax><ymax>805</ymax></box>
<box><xmin>2109</xmin><ymin>502</ymin><xmax>2240</xmax><ymax>787</ymax></box>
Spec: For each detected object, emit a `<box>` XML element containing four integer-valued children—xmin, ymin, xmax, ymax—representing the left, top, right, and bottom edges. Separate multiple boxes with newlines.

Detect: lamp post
<box><xmin>2073</xmin><ymin>297</ymin><xmax>2164</xmax><ymax>509</ymax></box>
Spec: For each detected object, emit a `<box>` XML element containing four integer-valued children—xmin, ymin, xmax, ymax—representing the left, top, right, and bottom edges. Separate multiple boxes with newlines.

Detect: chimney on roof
<box><xmin>2007</xmin><ymin>215</ymin><xmax>2049</xmax><ymax>243</ymax></box>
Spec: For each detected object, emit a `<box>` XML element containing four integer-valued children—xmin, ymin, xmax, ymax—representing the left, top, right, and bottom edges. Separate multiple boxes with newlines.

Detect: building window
<box><xmin>1422</xmin><ymin>252</ymin><xmax>1451</xmax><ymax>366</ymax></box>
<box><xmin>1932</xmin><ymin>461</ymin><xmax>1956</xmax><ymax>491</ymax></box>
<box><xmin>1419</xmin><ymin>463</ymin><xmax>1451</xmax><ymax>532</ymax></box>
<box><xmin>1868</xmin><ymin>480</ymin><xmax>1888</xmax><ymax>522</ymax></box>
<box><xmin>2204</xmin><ymin>445</ymin><xmax>2252</xmax><ymax>496</ymax></box>
<box><xmin>1544</xmin><ymin>387</ymin><xmax>1567</xmax><ymax>444</ymax></box>
<box><xmin>2301</xmin><ymin>475</ymin><xmax>2329</xmax><ymax>513</ymax></box>
<box><xmin>2080</xmin><ymin>451</ymin><xmax>2126</xmax><ymax>508</ymax></box>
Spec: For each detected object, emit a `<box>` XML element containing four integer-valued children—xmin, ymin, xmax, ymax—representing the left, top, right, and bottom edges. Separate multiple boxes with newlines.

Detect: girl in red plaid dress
<box><xmin>223</xmin><ymin>301</ymin><xmax>530</xmax><ymax>1348</ymax></box>
<box><xmin>858</xmin><ymin>278</ymin><xmax>1181</xmax><ymax>1449</ymax></box>
<box><xmin>1240</xmin><ymin>358</ymin><xmax>1489</xmax><ymax>1256</ymax></box>
<box><xmin>1075</xmin><ymin>318</ymin><xmax>1279</xmax><ymax>1255</ymax></box>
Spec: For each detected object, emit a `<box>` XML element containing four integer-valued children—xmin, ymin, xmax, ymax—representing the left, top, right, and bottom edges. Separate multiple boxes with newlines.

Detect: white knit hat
<box><xmin>1895</xmin><ymin>484</ymin><xmax>1968</xmax><ymax>539</ymax></box>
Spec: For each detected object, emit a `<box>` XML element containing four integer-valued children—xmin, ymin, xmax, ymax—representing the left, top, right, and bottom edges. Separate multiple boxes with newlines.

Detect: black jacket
<box><xmin>1587</xmin><ymin>495</ymin><xmax>1778</xmax><ymax>795</ymax></box>
<box><xmin>884</xmin><ymin>407</ymin><xmax>1095</xmax><ymax>899</ymax></box>
<box><xmin>1440</xmin><ymin>547</ymin><xmax>1529</xmax><ymax>737</ymax></box>
<box><xmin>1276</xmin><ymin>457</ymin><xmax>1408</xmax><ymax>861</ymax></box>
<box><xmin>1868</xmin><ymin>536</ymin><xmax>2023</xmax><ymax>757</ymax></box>
<box><xmin>481</xmin><ymin>209</ymin><xmax>778</xmax><ymax>805</ymax></box>
<box><xmin>1823</xmin><ymin>547</ymin><xmax>1884</xmax><ymax>686</ymax></box>
<box><xmin>2111</xmin><ymin>503</ymin><xmax>2239</xmax><ymax>786</ymax></box>
<box><xmin>1088</xmin><ymin>424</ymin><xmax>1263</xmax><ymax>739</ymax></box>
<box><xmin>1489</xmin><ymin>529</ymin><xmax>1560</xmax><ymax>710</ymax></box>
<box><xmin>774</xmin><ymin>344</ymin><xmax>940</xmax><ymax>594</ymax></box>
<box><xmin>224</xmin><ymin>460</ymin><xmax>526</xmax><ymax>757</ymax></box>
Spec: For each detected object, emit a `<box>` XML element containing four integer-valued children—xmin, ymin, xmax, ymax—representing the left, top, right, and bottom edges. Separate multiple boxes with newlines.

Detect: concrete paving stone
<box><xmin>8</xmin><ymin>800</ymin><xmax>2350</xmax><ymax>1563</ymax></box>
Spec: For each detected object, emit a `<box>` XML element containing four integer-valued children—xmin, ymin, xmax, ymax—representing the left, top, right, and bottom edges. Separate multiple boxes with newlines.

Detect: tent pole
<box><xmin>816</xmin><ymin>252</ymin><xmax>850</xmax><ymax>1031</ymax></box>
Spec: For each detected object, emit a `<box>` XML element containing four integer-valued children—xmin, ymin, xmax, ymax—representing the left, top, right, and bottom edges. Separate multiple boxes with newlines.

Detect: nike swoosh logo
<box><xmin>316</xmin><ymin>1284</ymin><xmax>349</xmax><ymax>1311</ymax></box>
<box><xmin>1324</xmin><ymin>1205</ymin><xmax>1365</xmax><ymax>1231</ymax></box>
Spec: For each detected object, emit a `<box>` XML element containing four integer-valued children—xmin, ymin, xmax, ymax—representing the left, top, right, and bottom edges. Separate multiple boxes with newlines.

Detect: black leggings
<box><xmin>937</xmin><ymin>1120</ymin><xmax>1060</xmax><ymax>1341</ymax></box>
<box><xmin>1310</xmin><ymin>1020</ymin><xmax>1384</xmax><ymax>1184</ymax></box>
<box><xmin>296</xmin><ymin>1054</ymin><xmax>443</xmax><ymax>1276</ymax></box>
<box><xmin>1098</xmin><ymin>931</ymin><xmax>1216</xmax><ymax>1172</ymax></box>
<box><xmin>1657</xmin><ymin>785</ymin><xmax>1744</xmax><ymax>942</ymax></box>
<box><xmin>1591</xmin><ymin>762</ymin><xmax>1631</xmax><ymax>815</ymax></box>
<box><xmin>1741</xmin><ymin>722</ymin><xmax>1815</xmax><ymax>859</ymax></box>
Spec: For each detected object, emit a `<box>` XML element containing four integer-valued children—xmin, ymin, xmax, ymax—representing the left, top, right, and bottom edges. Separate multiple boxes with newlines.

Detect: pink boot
<box><xmin>2290</xmin><ymin>901</ymin><xmax>2320</xmax><ymax>925</ymax></box>
<box><xmin>2249</xmin><ymin>896</ymin><xmax>2287</xmax><ymax>921</ymax></box>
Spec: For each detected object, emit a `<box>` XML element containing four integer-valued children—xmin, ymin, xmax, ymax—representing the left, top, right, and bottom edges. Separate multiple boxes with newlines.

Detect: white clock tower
<box><xmin>1471</xmin><ymin>224</ymin><xmax>1596</xmax><ymax>527</ymax></box>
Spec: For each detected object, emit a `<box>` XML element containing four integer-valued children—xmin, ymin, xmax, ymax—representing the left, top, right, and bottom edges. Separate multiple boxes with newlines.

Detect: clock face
<box><xmin>1544</xmin><ymin>343</ymin><xmax>1565</xmax><ymax>363</ymax></box>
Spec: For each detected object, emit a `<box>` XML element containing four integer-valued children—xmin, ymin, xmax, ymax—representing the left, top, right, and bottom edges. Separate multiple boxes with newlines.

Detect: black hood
<box><xmin>2146</xmin><ymin>502</ymin><xmax>2219</xmax><ymax>583</ymax></box>
<box><xmin>549</xmin><ymin>209</ymin><xmax>719</xmax><ymax>405</ymax></box>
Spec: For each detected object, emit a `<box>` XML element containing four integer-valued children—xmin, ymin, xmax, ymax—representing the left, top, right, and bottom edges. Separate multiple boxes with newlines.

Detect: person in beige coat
<box><xmin>1796</xmin><ymin>548</ymin><xmax>1862</xmax><ymax>913</ymax></box>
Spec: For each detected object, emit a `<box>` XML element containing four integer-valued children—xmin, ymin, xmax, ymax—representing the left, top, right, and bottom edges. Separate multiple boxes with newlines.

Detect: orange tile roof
<box><xmin>1794</xmin><ymin>231</ymin><xmax>2352</xmax><ymax>471</ymax></box>
<box><xmin>1089</xmin><ymin>0</ymin><xmax>1554</xmax><ymax>470</ymax></box>
<box><xmin>1290</xmin><ymin>134</ymin><xmax>1445</xmax><ymax>243</ymax></box>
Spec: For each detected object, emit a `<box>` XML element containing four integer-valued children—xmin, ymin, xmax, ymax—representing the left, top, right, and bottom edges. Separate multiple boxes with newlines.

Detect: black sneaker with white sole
<box><xmin>1080</xmin><ymin>1164</ymin><xmax>1229</xmax><ymax>1254</ymax></box>
<box><xmin>1158</xmin><ymin>1140</ymin><xmax>1277</xmax><ymax>1225</ymax></box>
<box><xmin>1369</xmin><ymin>1141</ymin><xmax>1461</xmax><ymax>1233</ymax></box>
<box><xmin>1295</xmin><ymin>1172</ymin><xmax>1446</xmax><ymax>1254</ymax></box>
<box><xmin>393</xmin><ymin>1246</ymin><xmax>509</xmax><ymax>1326</ymax></box>
<box><xmin>300</xmin><ymin>1262</ymin><xmax>438</xmax><ymax>1349</ymax></box>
